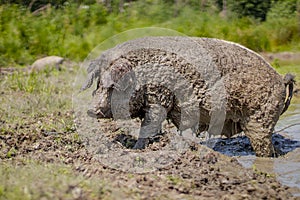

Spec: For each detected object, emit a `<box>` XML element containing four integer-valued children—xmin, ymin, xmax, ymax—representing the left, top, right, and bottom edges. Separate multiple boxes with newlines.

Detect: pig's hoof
<box><xmin>87</xmin><ymin>109</ymin><xmax>98</xmax><ymax>118</ymax></box>
<box><xmin>274</xmin><ymin>147</ymin><xmax>284</xmax><ymax>157</ymax></box>
<box><xmin>133</xmin><ymin>138</ymin><xmax>149</xmax><ymax>149</ymax></box>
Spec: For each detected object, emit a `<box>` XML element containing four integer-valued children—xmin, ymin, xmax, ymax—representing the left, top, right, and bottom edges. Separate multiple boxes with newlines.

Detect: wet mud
<box><xmin>1</xmin><ymin>66</ymin><xmax>300</xmax><ymax>199</ymax></box>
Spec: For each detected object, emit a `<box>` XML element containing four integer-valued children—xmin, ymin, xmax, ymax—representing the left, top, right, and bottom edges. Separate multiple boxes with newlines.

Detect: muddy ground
<box><xmin>0</xmin><ymin>63</ymin><xmax>299</xmax><ymax>199</ymax></box>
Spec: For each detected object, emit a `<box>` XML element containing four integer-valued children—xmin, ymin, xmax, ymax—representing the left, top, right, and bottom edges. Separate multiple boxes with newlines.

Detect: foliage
<box><xmin>0</xmin><ymin>162</ymin><xmax>108</xmax><ymax>199</ymax></box>
<box><xmin>267</xmin><ymin>0</ymin><xmax>299</xmax><ymax>19</ymax></box>
<box><xmin>0</xmin><ymin>0</ymin><xmax>299</xmax><ymax>67</ymax></box>
<box><xmin>227</xmin><ymin>0</ymin><xmax>272</xmax><ymax>21</ymax></box>
<box><xmin>0</xmin><ymin>3</ymin><xmax>108</xmax><ymax>66</ymax></box>
<box><xmin>0</xmin><ymin>0</ymin><xmax>68</xmax><ymax>11</ymax></box>
<box><xmin>0</xmin><ymin>0</ymin><xmax>100</xmax><ymax>11</ymax></box>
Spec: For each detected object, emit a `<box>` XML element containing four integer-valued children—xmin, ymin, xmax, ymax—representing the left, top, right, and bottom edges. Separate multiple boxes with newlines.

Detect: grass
<box><xmin>0</xmin><ymin>68</ymin><xmax>110</xmax><ymax>199</ymax></box>
<box><xmin>0</xmin><ymin>161</ymin><xmax>109</xmax><ymax>200</ymax></box>
<box><xmin>0</xmin><ymin>68</ymin><xmax>77</xmax><ymax>160</ymax></box>
<box><xmin>0</xmin><ymin>2</ymin><xmax>299</xmax><ymax>198</ymax></box>
<box><xmin>273</xmin><ymin>60</ymin><xmax>300</xmax><ymax>83</ymax></box>
<box><xmin>0</xmin><ymin>2</ymin><xmax>299</xmax><ymax>67</ymax></box>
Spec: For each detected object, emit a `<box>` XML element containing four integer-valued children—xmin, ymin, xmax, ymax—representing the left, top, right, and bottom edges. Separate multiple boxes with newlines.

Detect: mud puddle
<box><xmin>209</xmin><ymin>97</ymin><xmax>300</xmax><ymax>196</ymax></box>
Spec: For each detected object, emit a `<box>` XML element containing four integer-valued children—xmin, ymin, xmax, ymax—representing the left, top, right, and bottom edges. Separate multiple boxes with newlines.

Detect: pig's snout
<box><xmin>87</xmin><ymin>90</ymin><xmax>112</xmax><ymax>118</ymax></box>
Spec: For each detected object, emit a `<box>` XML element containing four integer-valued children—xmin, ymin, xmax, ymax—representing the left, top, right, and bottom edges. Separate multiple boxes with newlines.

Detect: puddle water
<box><xmin>211</xmin><ymin>97</ymin><xmax>300</xmax><ymax>196</ymax></box>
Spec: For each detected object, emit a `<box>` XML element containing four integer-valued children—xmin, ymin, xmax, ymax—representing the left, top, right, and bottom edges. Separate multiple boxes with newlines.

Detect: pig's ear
<box><xmin>102</xmin><ymin>71</ymin><xmax>114</xmax><ymax>88</ymax></box>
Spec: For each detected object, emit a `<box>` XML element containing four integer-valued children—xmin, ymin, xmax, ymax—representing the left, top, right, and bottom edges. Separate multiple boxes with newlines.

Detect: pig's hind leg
<box><xmin>242</xmin><ymin>110</ymin><xmax>279</xmax><ymax>157</ymax></box>
<box><xmin>133</xmin><ymin>104</ymin><xmax>167</xmax><ymax>149</ymax></box>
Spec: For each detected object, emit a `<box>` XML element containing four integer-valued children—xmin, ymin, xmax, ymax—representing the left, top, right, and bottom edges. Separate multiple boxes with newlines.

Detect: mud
<box><xmin>0</xmin><ymin>67</ymin><xmax>299</xmax><ymax>199</ymax></box>
<box><xmin>0</xmin><ymin>113</ymin><xmax>297</xmax><ymax>199</ymax></box>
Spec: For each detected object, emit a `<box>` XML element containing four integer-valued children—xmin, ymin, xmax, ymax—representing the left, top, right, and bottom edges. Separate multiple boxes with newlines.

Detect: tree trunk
<box><xmin>219</xmin><ymin>0</ymin><xmax>227</xmax><ymax>18</ymax></box>
<box><xmin>200</xmin><ymin>0</ymin><xmax>207</xmax><ymax>11</ymax></box>
<box><xmin>119</xmin><ymin>0</ymin><xmax>124</xmax><ymax>13</ymax></box>
<box><xmin>104</xmin><ymin>0</ymin><xmax>112</xmax><ymax>13</ymax></box>
<box><xmin>174</xmin><ymin>0</ymin><xmax>180</xmax><ymax>17</ymax></box>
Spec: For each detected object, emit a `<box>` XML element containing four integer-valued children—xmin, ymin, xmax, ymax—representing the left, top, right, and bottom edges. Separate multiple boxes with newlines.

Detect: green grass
<box><xmin>0</xmin><ymin>67</ymin><xmax>75</xmax><ymax>129</ymax></box>
<box><xmin>276</xmin><ymin>64</ymin><xmax>300</xmax><ymax>80</ymax></box>
<box><xmin>273</xmin><ymin>61</ymin><xmax>300</xmax><ymax>83</ymax></box>
<box><xmin>273</xmin><ymin>61</ymin><xmax>300</xmax><ymax>107</ymax></box>
<box><xmin>0</xmin><ymin>2</ymin><xmax>299</xmax><ymax>67</ymax></box>
<box><xmin>0</xmin><ymin>162</ymin><xmax>109</xmax><ymax>200</ymax></box>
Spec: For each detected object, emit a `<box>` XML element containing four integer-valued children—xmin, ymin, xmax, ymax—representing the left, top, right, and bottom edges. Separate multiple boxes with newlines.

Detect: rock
<box><xmin>30</xmin><ymin>56</ymin><xmax>65</xmax><ymax>72</ymax></box>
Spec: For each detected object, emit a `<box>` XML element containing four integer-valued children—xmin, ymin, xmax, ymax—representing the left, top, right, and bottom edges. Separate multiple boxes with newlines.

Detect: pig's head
<box><xmin>87</xmin><ymin>70</ymin><xmax>114</xmax><ymax>118</ymax></box>
<box><xmin>87</xmin><ymin>58</ymin><xmax>133</xmax><ymax>119</ymax></box>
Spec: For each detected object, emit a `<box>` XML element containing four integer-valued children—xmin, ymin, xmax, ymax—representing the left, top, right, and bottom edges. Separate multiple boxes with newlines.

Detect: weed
<box><xmin>6</xmin><ymin>147</ymin><xmax>17</xmax><ymax>158</ymax></box>
<box><xmin>0</xmin><ymin>2</ymin><xmax>299</xmax><ymax>67</ymax></box>
<box><xmin>252</xmin><ymin>164</ymin><xmax>275</xmax><ymax>178</ymax></box>
<box><xmin>167</xmin><ymin>175</ymin><xmax>181</xmax><ymax>185</ymax></box>
<box><xmin>272</xmin><ymin>59</ymin><xmax>281</xmax><ymax>69</ymax></box>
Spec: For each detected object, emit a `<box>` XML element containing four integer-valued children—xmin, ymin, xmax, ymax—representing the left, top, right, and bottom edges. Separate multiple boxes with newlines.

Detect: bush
<box><xmin>0</xmin><ymin>1</ymin><xmax>299</xmax><ymax>67</ymax></box>
<box><xmin>0</xmin><ymin>3</ymin><xmax>108</xmax><ymax>66</ymax></box>
<box><xmin>227</xmin><ymin>0</ymin><xmax>272</xmax><ymax>21</ymax></box>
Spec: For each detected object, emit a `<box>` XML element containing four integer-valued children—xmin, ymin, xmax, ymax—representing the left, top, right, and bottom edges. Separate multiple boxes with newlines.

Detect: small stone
<box><xmin>33</xmin><ymin>143</ymin><xmax>41</xmax><ymax>150</ymax></box>
<box><xmin>30</xmin><ymin>56</ymin><xmax>64</xmax><ymax>72</ymax></box>
<box><xmin>247</xmin><ymin>185</ymin><xmax>256</xmax><ymax>192</ymax></box>
<box><xmin>181</xmin><ymin>173</ymin><xmax>192</xmax><ymax>179</ymax></box>
<box><xmin>72</xmin><ymin>187</ymin><xmax>82</xmax><ymax>199</ymax></box>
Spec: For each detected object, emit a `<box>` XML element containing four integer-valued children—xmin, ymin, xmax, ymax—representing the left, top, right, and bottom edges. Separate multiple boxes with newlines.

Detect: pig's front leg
<box><xmin>133</xmin><ymin>104</ymin><xmax>167</xmax><ymax>149</ymax></box>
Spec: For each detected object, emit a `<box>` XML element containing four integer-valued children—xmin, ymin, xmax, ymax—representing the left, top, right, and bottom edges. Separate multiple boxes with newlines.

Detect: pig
<box><xmin>81</xmin><ymin>36</ymin><xmax>295</xmax><ymax>157</ymax></box>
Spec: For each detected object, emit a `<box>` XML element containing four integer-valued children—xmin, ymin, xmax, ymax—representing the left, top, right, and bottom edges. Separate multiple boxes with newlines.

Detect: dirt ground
<box><xmin>261</xmin><ymin>52</ymin><xmax>300</xmax><ymax>64</ymax></box>
<box><xmin>0</xmin><ymin>63</ymin><xmax>299</xmax><ymax>199</ymax></box>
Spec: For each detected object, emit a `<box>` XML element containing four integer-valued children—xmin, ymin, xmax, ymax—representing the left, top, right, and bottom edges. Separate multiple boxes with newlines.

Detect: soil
<box><xmin>0</xmin><ymin>64</ymin><xmax>299</xmax><ymax>199</ymax></box>
<box><xmin>0</xmin><ymin>119</ymin><xmax>296</xmax><ymax>199</ymax></box>
<box><xmin>260</xmin><ymin>52</ymin><xmax>300</xmax><ymax>64</ymax></box>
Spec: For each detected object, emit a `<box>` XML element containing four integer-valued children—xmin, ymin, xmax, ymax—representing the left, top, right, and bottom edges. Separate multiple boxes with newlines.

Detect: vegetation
<box><xmin>0</xmin><ymin>1</ymin><xmax>299</xmax><ymax>199</ymax></box>
<box><xmin>0</xmin><ymin>0</ymin><xmax>299</xmax><ymax>67</ymax></box>
<box><xmin>0</xmin><ymin>2</ymin><xmax>299</xmax><ymax>199</ymax></box>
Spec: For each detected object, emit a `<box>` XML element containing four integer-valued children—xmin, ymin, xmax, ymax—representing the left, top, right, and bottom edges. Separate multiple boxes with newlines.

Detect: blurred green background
<box><xmin>0</xmin><ymin>0</ymin><xmax>299</xmax><ymax>67</ymax></box>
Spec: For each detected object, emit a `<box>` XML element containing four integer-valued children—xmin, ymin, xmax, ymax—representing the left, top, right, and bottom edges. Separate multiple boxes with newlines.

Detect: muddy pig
<box><xmin>81</xmin><ymin>36</ymin><xmax>295</xmax><ymax>157</ymax></box>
